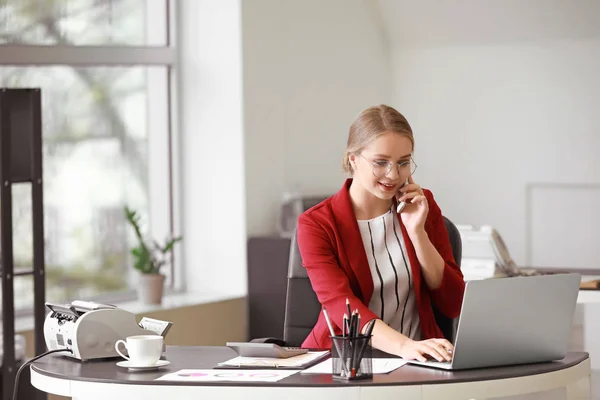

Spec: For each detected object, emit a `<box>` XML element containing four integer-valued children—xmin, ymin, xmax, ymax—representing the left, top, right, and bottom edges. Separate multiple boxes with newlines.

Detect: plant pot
<box><xmin>138</xmin><ymin>273</ymin><xmax>165</xmax><ymax>305</ymax></box>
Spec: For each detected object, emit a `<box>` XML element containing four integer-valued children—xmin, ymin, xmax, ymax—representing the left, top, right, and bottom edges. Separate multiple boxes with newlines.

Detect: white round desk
<box><xmin>575</xmin><ymin>289</ymin><xmax>600</xmax><ymax>370</ymax></box>
<box><xmin>30</xmin><ymin>346</ymin><xmax>592</xmax><ymax>400</ymax></box>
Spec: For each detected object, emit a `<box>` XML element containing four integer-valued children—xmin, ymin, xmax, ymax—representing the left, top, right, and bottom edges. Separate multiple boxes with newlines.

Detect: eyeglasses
<box><xmin>359</xmin><ymin>154</ymin><xmax>418</xmax><ymax>179</ymax></box>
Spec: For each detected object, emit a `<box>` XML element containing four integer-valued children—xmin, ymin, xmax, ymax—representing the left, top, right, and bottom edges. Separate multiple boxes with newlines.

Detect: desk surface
<box><xmin>30</xmin><ymin>346</ymin><xmax>588</xmax><ymax>387</ymax></box>
<box><xmin>30</xmin><ymin>346</ymin><xmax>592</xmax><ymax>400</ymax></box>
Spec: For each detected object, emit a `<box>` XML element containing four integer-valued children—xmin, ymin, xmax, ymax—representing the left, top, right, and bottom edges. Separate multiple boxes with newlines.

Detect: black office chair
<box><xmin>282</xmin><ymin>216</ymin><xmax>462</xmax><ymax>347</ymax></box>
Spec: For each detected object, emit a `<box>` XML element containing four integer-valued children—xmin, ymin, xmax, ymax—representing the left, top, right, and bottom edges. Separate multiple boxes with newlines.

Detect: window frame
<box><xmin>0</xmin><ymin>0</ymin><xmax>182</xmax><ymax>314</ymax></box>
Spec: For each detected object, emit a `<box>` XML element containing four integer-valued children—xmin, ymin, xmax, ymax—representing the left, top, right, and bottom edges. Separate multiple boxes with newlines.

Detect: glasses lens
<box><xmin>372</xmin><ymin>163</ymin><xmax>388</xmax><ymax>178</ymax></box>
<box><xmin>410</xmin><ymin>159</ymin><xmax>417</xmax><ymax>174</ymax></box>
<box><xmin>370</xmin><ymin>159</ymin><xmax>417</xmax><ymax>178</ymax></box>
<box><xmin>396</xmin><ymin>159</ymin><xmax>417</xmax><ymax>176</ymax></box>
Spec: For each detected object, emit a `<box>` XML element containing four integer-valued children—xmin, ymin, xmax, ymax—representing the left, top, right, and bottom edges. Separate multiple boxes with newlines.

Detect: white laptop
<box><xmin>408</xmin><ymin>273</ymin><xmax>581</xmax><ymax>370</ymax></box>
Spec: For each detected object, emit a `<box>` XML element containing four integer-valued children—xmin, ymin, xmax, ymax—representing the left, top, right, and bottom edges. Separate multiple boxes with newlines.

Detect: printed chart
<box><xmin>155</xmin><ymin>369</ymin><xmax>298</xmax><ymax>383</ymax></box>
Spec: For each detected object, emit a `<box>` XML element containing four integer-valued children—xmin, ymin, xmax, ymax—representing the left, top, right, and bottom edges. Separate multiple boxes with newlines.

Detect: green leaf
<box><xmin>162</xmin><ymin>236</ymin><xmax>183</xmax><ymax>253</ymax></box>
<box><xmin>125</xmin><ymin>205</ymin><xmax>182</xmax><ymax>274</ymax></box>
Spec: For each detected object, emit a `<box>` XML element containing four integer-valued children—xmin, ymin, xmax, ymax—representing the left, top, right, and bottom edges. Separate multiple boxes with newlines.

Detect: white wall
<box><xmin>242</xmin><ymin>0</ymin><xmax>392</xmax><ymax>236</ymax></box>
<box><xmin>177</xmin><ymin>0</ymin><xmax>600</xmax><ymax>297</ymax></box>
<box><xmin>383</xmin><ymin>1</ymin><xmax>600</xmax><ymax>268</ymax></box>
<box><xmin>178</xmin><ymin>0</ymin><xmax>247</xmax><ymax>295</ymax></box>
<box><xmin>176</xmin><ymin>0</ymin><xmax>392</xmax><ymax>295</ymax></box>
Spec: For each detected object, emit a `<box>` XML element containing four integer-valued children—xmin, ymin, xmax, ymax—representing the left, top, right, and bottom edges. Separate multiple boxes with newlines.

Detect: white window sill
<box><xmin>15</xmin><ymin>291</ymin><xmax>244</xmax><ymax>334</ymax></box>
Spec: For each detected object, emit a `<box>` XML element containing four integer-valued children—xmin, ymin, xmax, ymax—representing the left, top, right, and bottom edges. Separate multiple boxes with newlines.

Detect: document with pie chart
<box><xmin>155</xmin><ymin>369</ymin><xmax>299</xmax><ymax>382</ymax></box>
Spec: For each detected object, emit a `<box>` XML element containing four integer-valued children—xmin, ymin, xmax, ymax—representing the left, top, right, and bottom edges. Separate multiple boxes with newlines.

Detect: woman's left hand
<box><xmin>397</xmin><ymin>175</ymin><xmax>428</xmax><ymax>235</ymax></box>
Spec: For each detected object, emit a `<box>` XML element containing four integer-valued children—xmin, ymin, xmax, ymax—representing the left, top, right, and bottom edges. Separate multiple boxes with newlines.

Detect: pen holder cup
<box><xmin>331</xmin><ymin>335</ymin><xmax>373</xmax><ymax>381</ymax></box>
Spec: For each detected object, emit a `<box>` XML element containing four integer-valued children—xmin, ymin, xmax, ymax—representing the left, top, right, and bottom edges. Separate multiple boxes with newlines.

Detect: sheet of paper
<box><xmin>156</xmin><ymin>369</ymin><xmax>298</xmax><ymax>383</ymax></box>
<box><xmin>217</xmin><ymin>351</ymin><xmax>329</xmax><ymax>368</ymax></box>
<box><xmin>301</xmin><ymin>358</ymin><xmax>408</xmax><ymax>374</ymax></box>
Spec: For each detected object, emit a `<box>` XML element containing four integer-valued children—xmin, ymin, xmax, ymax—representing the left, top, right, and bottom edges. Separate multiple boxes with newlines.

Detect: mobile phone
<box><xmin>396</xmin><ymin>179</ymin><xmax>409</xmax><ymax>213</ymax></box>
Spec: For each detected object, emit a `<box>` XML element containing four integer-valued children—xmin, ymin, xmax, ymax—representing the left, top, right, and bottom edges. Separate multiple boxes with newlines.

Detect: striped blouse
<box><xmin>357</xmin><ymin>208</ymin><xmax>421</xmax><ymax>340</ymax></box>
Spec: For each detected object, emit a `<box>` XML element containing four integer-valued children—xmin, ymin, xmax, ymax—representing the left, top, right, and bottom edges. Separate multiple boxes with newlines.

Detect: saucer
<box><xmin>116</xmin><ymin>359</ymin><xmax>170</xmax><ymax>371</ymax></box>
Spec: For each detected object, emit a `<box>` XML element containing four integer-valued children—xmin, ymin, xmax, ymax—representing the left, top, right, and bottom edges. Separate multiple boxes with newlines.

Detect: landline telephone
<box><xmin>456</xmin><ymin>225</ymin><xmax>545</xmax><ymax>279</ymax></box>
<box><xmin>459</xmin><ymin>225</ymin><xmax>600</xmax><ymax>294</ymax></box>
<box><xmin>458</xmin><ymin>225</ymin><xmax>600</xmax><ymax>289</ymax></box>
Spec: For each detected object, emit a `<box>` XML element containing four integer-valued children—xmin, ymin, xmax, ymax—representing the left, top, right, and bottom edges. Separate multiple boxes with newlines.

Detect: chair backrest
<box><xmin>282</xmin><ymin>216</ymin><xmax>462</xmax><ymax>347</ymax></box>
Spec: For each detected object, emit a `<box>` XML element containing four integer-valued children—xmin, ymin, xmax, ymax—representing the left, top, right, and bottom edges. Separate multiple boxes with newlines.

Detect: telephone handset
<box><xmin>464</xmin><ymin>225</ymin><xmax>536</xmax><ymax>277</ymax></box>
<box><xmin>396</xmin><ymin>179</ymin><xmax>409</xmax><ymax>213</ymax></box>
<box><xmin>485</xmin><ymin>226</ymin><xmax>523</xmax><ymax>277</ymax></box>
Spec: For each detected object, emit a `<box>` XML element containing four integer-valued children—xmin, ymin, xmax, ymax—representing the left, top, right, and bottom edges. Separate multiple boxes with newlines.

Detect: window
<box><xmin>0</xmin><ymin>0</ymin><xmax>177</xmax><ymax>311</ymax></box>
<box><xmin>0</xmin><ymin>0</ymin><xmax>167</xmax><ymax>46</ymax></box>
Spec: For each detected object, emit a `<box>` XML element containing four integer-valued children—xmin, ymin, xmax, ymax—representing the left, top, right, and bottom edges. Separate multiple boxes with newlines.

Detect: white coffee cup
<box><xmin>115</xmin><ymin>335</ymin><xmax>163</xmax><ymax>366</ymax></box>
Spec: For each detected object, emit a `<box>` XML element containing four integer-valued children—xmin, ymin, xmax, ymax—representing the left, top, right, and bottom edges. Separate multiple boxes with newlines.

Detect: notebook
<box><xmin>214</xmin><ymin>350</ymin><xmax>330</xmax><ymax>370</ymax></box>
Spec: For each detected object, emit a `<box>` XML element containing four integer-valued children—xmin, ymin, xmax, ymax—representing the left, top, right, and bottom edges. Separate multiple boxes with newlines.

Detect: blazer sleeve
<box><xmin>424</xmin><ymin>190</ymin><xmax>466</xmax><ymax>318</ymax></box>
<box><xmin>297</xmin><ymin>213</ymin><xmax>379</xmax><ymax>334</ymax></box>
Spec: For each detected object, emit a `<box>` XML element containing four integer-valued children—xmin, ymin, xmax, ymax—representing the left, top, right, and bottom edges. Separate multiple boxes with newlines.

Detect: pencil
<box><xmin>347</xmin><ymin>311</ymin><xmax>352</xmax><ymax>338</ymax></box>
<box><xmin>322</xmin><ymin>307</ymin><xmax>349</xmax><ymax>376</ymax></box>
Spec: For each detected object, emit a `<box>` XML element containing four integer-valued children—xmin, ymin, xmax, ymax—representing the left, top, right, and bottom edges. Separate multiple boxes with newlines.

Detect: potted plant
<box><xmin>124</xmin><ymin>206</ymin><xmax>182</xmax><ymax>305</ymax></box>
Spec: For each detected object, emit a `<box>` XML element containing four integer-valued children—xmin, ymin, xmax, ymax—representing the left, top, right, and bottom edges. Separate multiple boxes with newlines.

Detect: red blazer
<box><xmin>297</xmin><ymin>179</ymin><xmax>465</xmax><ymax>349</ymax></box>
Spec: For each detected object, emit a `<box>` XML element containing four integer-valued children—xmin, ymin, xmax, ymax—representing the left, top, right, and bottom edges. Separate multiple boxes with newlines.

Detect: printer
<box><xmin>44</xmin><ymin>300</ymin><xmax>172</xmax><ymax>361</ymax></box>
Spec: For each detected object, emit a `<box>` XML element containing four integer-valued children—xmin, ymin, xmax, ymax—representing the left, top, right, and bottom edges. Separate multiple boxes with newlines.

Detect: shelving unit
<box><xmin>0</xmin><ymin>88</ymin><xmax>46</xmax><ymax>400</ymax></box>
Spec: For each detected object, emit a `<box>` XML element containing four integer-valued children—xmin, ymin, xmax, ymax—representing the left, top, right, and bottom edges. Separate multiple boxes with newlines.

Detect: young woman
<box><xmin>297</xmin><ymin>105</ymin><xmax>465</xmax><ymax>362</ymax></box>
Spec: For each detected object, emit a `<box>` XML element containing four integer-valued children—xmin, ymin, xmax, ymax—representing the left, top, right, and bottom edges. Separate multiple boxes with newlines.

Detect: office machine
<box><xmin>44</xmin><ymin>300</ymin><xmax>172</xmax><ymax>361</ymax></box>
<box><xmin>456</xmin><ymin>224</ymin><xmax>541</xmax><ymax>280</ymax></box>
<box><xmin>226</xmin><ymin>342</ymin><xmax>308</xmax><ymax>358</ymax></box>
<box><xmin>278</xmin><ymin>194</ymin><xmax>328</xmax><ymax>237</ymax></box>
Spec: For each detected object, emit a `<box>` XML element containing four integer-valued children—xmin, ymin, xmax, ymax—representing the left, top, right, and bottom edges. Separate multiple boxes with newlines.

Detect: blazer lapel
<box><xmin>331</xmin><ymin>179</ymin><xmax>374</xmax><ymax>304</ymax></box>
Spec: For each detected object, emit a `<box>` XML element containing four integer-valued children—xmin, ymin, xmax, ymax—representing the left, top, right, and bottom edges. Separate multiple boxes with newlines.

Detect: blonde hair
<box><xmin>342</xmin><ymin>105</ymin><xmax>414</xmax><ymax>174</ymax></box>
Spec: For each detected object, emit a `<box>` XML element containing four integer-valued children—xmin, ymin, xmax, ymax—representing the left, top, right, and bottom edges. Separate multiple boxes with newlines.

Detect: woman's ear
<box><xmin>348</xmin><ymin>153</ymin><xmax>357</xmax><ymax>171</ymax></box>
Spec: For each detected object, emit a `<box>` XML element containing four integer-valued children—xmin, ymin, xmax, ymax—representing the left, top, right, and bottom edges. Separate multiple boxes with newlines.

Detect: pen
<box><xmin>347</xmin><ymin>310</ymin><xmax>357</xmax><ymax>376</ymax></box>
<box><xmin>350</xmin><ymin>312</ymin><xmax>361</xmax><ymax>375</ymax></box>
<box><xmin>364</xmin><ymin>318</ymin><xmax>376</xmax><ymax>337</ymax></box>
<box><xmin>355</xmin><ymin>319</ymin><xmax>376</xmax><ymax>371</ymax></box>
<box><xmin>351</xmin><ymin>309</ymin><xmax>359</xmax><ymax>338</ymax></box>
<box><xmin>323</xmin><ymin>307</ymin><xmax>350</xmax><ymax>376</ymax></box>
<box><xmin>346</xmin><ymin>298</ymin><xmax>352</xmax><ymax>322</ymax></box>
<box><xmin>348</xmin><ymin>310</ymin><xmax>357</xmax><ymax>375</ymax></box>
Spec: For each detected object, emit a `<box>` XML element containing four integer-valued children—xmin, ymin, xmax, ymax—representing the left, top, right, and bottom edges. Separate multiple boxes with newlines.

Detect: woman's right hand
<box><xmin>397</xmin><ymin>338</ymin><xmax>454</xmax><ymax>362</ymax></box>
